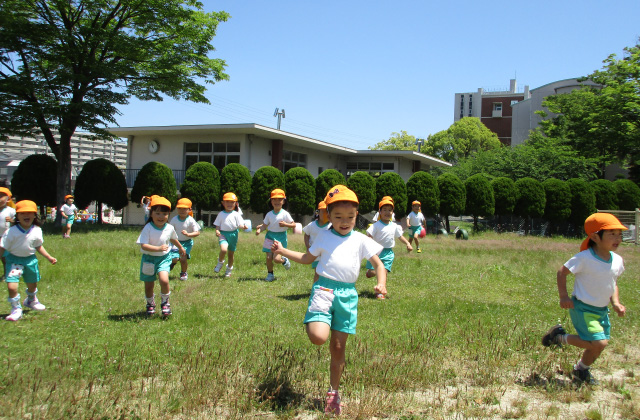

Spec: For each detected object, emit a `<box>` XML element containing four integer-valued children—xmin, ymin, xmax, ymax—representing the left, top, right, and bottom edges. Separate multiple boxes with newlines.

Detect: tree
<box><xmin>346</xmin><ymin>171</ymin><xmax>376</xmax><ymax>214</ymax></box>
<box><xmin>590</xmin><ymin>179</ymin><xmax>618</xmax><ymax>210</ymax></box>
<box><xmin>10</xmin><ymin>154</ymin><xmax>57</xmax><ymax>217</ymax></box>
<box><xmin>491</xmin><ymin>177</ymin><xmax>517</xmax><ymax>216</ymax></box>
<box><xmin>74</xmin><ymin>158</ymin><xmax>128</xmax><ymax>223</ymax></box>
<box><xmin>220</xmin><ymin>163</ymin><xmax>252</xmax><ymax>211</ymax></box>
<box><xmin>437</xmin><ymin>173</ymin><xmax>465</xmax><ymax>233</ymax></box>
<box><xmin>613</xmin><ymin>179</ymin><xmax>640</xmax><ymax>210</ymax></box>
<box><xmin>250</xmin><ymin>166</ymin><xmax>285</xmax><ymax>216</ymax></box>
<box><xmin>567</xmin><ymin>178</ymin><xmax>596</xmax><ymax>230</ymax></box>
<box><xmin>425</xmin><ymin>118</ymin><xmax>501</xmax><ymax>163</ymax></box>
<box><xmin>542</xmin><ymin>178</ymin><xmax>571</xmax><ymax>234</ymax></box>
<box><xmin>514</xmin><ymin>178</ymin><xmax>546</xmax><ymax>235</ymax></box>
<box><xmin>284</xmin><ymin>167</ymin><xmax>315</xmax><ymax>219</ymax></box>
<box><xmin>316</xmin><ymin>169</ymin><xmax>345</xmax><ymax>204</ymax></box>
<box><xmin>406</xmin><ymin>172</ymin><xmax>439</xmax><ymax>217</ymax></box>
<box><xmin>131</xmin><ymin>162</ymin><xmax>178</xmax><ymax>208</ymax></box>
<box><xmin>375</xmin><ymin>172</ymin><xmax>408</xmax><ymax>218</ymax></box>
<box><xmin>180</xmin><ymin>162</ymin><xmax>220</xmax><ymax>220</ymax></box>
<box><xmin>0</xmin><ymin>0</ymin><xmax>229</xmax><ymax>222</ymax></box>
<box><xmin>464</xmin><ymin>174</ymin><xmax>494</xmax><ymax>232</ymax></box>
<box><xmin>368</xmin><ymin>130</ymin><xmax>418</xmax><ymax>151</ymax></box>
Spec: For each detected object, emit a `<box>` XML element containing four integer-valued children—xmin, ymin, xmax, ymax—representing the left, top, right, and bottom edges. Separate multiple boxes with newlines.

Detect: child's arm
<box><xmin>556</xmin><ymin>266</ymin><xmax>574</xmax><ymax>309</ymax></box>
<box><xmin>182</xmin><ymin>229</ymin><xmax>200</xmax><ymax>238</ymax></box>
<box><xmin>271</xmin><ymin>240</ymin><xmax>316</xmax><ymax>265</ymax></box>
<box><xmin>36</xmin><ymin>245</ymin><xmax>57</xmax><ymax>265</ymax></box>
<box><xmin>611</xmin><ymin>284</ymin><xmax>626</xmax><ymax>317</ymax></box>
<box><xmin>215</xmin><ymin>226</ymin><xmax>221</xmax><ymax>237</ymax></box>
<box><xmin>398</xmin><ymin>235</ymin><xmax>413</xmax><ymax>252</ymax></box>
<box><xmin>278</xmin><ymin>221</ymin><xmax>297</xmax><ymax>228</ymax></box>
<box><xmin>304</xmin><ymin>233</ymin><xmax>311</xmax><ymax>250</ymax></box>
<box><xmin>141</xmin><ymin>243</ymin><xmax>169</xmax><ymax>253</ymax></box>
<box><xmin>368</xmin><ymin>254</ymin><xmax>387</xmax><ymax>295</ymax></box>
<box><xmin>170</xmin><ymin>238</ymin><xmax>186</xmax><ymax>257</ymax></box>
<box><xmin>255</xmin><ymin>223</ymin><xmax>265</xmax><ymax>235</ymax></box>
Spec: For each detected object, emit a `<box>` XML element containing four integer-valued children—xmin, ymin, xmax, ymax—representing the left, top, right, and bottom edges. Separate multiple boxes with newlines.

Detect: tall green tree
<box><xmin>406</xmin><ymin>172</ymin><xmax>439</xmax><ymax>217</ymax></box>
<box><xmin>368</xmin><ymin>130</ymin><xmax>417</xmax><ymax>151</ymax></box>
<box><xmin>220</xmin><ymin>163</ymin><xmax>251</xmax><ymax>210</ymax></box>
<box><xmin>284</xmin><ymin>167</ymin><xmax>315</xmax><ymax>220</ymax></box>
<box><xmin>250</xmin><ymin>166</ymin><xmax>285</xmax><ymax>216</ymax></box>
<box><xmin>0</xmin><ymin>0</ymin><xmax>229</xmax><ymax>221</ymax></box>
<box><xmin>425</xmin><ymin>117</ymin><xmax>501</xmax><ymax>163</ymax></box>
<box><xmin>10</xmin><ymin>154</ymin><xmax>57</xmax><ymax>217</ymax></box>
<box><xmin>437</xmin><ymin>173</ymin><xmax>465</xmax><ymax>233</ymax></box>
<box><xmin>180</xmin><ymin>162</ymin><xmax>220</xmax><ymax>219</ymax></box>
<box><xmin>131</xmin><ymin>162</ymin><xmax>178</xmax><ymax>208</ymax></box>
<box><xmin>346</xmin><ymin>171</ymin><xmax>376</xmax><ymax>214</ymax></box>
<box><xmin>514</xmin><ymin>178</ymin><xmax>546</xmax><ymax>235</ymax></box>
<box><xmin>542</xmin><ymin>178</ymin><xmax>571</xmax><ymax>234</ymax></box>
<box><xmin>464</xmin><ymin>174</ymin><xmax>494</xmax><ymax>232</ymax></box>
<box><xmin>590</xmin><ymin>179</ymin><xmax>618</xmax><ymax>210</ymax></box>
<box><xmin>74</xmin><ymin>158</ymin><xmax>128</xmax><ymax>223</ymax></box>
<box><xmin>375</xmin><ymin>172</ymin><xmax>408</xmax><ymax>218</ymax></box>
<box><xmin>567</xmin><ymin>178</ymin><xmax>596</xmax><ymax>230</ymax></box>
<box><xmin>316</xmin><ymin>169</ymin><xmax>345</xmax><ymax>204</ymax></box>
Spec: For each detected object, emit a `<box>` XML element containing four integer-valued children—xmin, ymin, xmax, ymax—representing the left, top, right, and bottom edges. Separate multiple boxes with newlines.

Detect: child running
<box><xmin>1</xmin><ymin>200</ymin><xmax>57</xmax><ymax>321</ymax></box>
<box><xmin>372</xmin><ymin>195</ymin><xmax>396</xmax><ymax>222</ymax></box>
<box><xmin>169</xmin><ymin>198</ymin><xmax>201</xmax><ymax>281</ymax></box>
<box><xmin>60</xmin><ymin>194</ymin><xmax>78</xmax><ymax>238</ymax></box>
<box><xmin>365</xmin><ymin>197</ymin><xmax>413</xmax><ymax>298</ymax></box>
<box><xmin>271</xmin><ymin>185</ymin><xmax>386</xmax><ymax>415</ymax></box>
<box><xmin>136</xmin><ymin>196</ymin><xmax>186</xmax><ymax>316</ymax></box>
<box><xmin>255</xmin><ymin>189</ymin><xmax>296</xmax><ymax>282</ymax></box>
<box><xmin>406</xmin><ymin>200</ymin><xmax>426</xmax><ymax>253</ymax></box>
<box><xmin>141</xmin><ymin>196</ymin><xmax>151</xmax><ymax>223</ymax></box>
<box><xmin>542</xmin><ymin>213</ymin><xmax>627</xmax><ymax>385</ymax></box>
<box><xmin>213</xmin><ymin>192</ymin><xmax>248</xmax><ymax>278</ymax></box>
<box><xmin>303</xmin><ymin>200</ymin><xmax>331</xmax><ymax>284</ymax></box>
<box><xmin>0</xmin><ymin>187</ymin><xmax>16</xmax><ymax>280</ymax></box>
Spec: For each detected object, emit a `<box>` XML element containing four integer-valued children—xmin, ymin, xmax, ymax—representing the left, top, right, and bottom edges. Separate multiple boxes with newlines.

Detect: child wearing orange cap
<box><xmin>0</xmin><ymin>187</ymin><xmax>16</xmax><ymax>280</ymax></box>
<box><xmin>542</xmin><ymin>212</ymin><xmax>628</xmax><ymax>385</ymax></box>
<box><xmin>140</xmin><ymin>196</ymin><xmax>151</xmax><ymax>223</ymax></box>
<box><xmin>60</xmin><ymin>194</ymin><xmax>78</xmax><ymax>238</ymax></box>
<box><xmin>271</xmin><ymin>185</ymin><xmax>386</xmax><ymax>415</ymax></box>
<box><xmin>0</xmin><ymin>200</ymin><xmax>57</xmax><ymax>321</ymax></box>
<box><xmin>213</xmin><ymin>192</ymin><xmax>248</xmax><ymax>278</ymax></box>
<box><xmin>169</xmin><ymin>198</ymin><xmax>201</xmax><ymax>281</ymax></box>
<box><xmin>372</xmin><ymin>196</ymin><xmax>396</xmax><ymax>222</ymax></box>
<box><xmin>406</xmin><ymin>200</ymin><xmax>426</xmax><ymax>253</ymax></box>
<box><xmin>255</xmin><ymin>189</ymin><xmax>297</xmax><ymax>282</ymax></box>
<box><xmin>136</xmin><ymin>196</ymin><xmax>186</xmax><ymax>316</ymax></box>
<box><xmin>303</xmin><ymin>201</ymin><xmax>331</xmax><ymax>284</ymax></box>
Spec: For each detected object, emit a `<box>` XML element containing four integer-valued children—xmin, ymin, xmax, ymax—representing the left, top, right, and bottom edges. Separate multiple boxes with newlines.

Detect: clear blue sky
<box><xmin>115</xmin><ymin>0</ymin><xmax>640</xmax><ymax>150</ymax></box>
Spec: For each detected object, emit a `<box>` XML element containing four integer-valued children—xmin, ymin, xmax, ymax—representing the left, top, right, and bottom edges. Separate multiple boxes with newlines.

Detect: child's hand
<box><xmin>49</xmin><ymin>257</ymin><xmax>57</xmax><ymax>265</ymax></box>
<box><xmin>613</xmin><ymin>303</ymin><xmax>626</xmax><ymax>317</ymax></box>
<box><xmin>160</xmin><ymin>244</ymin><xmax>169</xmax><ymax>252</ymax></box>
<box><xmin>179</xmin><ymin>247</ymin><xmax>186</xmax><ymax>257</ymax></box>
<box><xmin>255</xmin><ymin>227</ymin><xmax>261</xmax><ymax>236</ymax></box>
<box><xmin>279</xmin><ymin>221</ymin><xmax>287</xmax><ymax>227</ymax></box>
<box><xmin>271</xmin><ymin>240</ymin><xmax>282</xmax><ymax>254</ymax></box>
<box><xmin>406</xmin><ymin>244</ymin><xmax>413</xmax><ymax>252</ymax></box>
<box><xmin>181</xmin><ymin>229</ymin><xmax>188</xmax><ymax>236</ymax></box>
<box><xmin>216</xmin><ymin>230</ymin><xmax>221</xmax><ymax>237</ymax></box>
<box><xmin>559</xmin><ymin>296</ymin><xmax>573</xmax><ymax>309</ymax></box>
<box><xmin>374</xmin><ymin>283</ymin><xmax>387</xmax><ymax>296</ymax></box>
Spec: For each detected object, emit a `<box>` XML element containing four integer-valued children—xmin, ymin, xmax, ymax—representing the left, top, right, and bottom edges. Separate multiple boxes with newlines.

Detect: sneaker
<box><xmin>265</xmin><ymin>273</ymin><xmax>276</xmax><ymax>282</ymax></box>
<box><xmin>573</xmin><ymin>368</ymin><xmax>599</xmax><ymax>385</ymax></box>
<box><xmin>542</xmin><ymin>324</ymin><xmax>566</xmax><ymax>347</ymax></box>
<box><xmin>282</xmin><ymin>257</ymin><xmax>291</xmax><ymax>270</ymax></box>
<box><xmin>214</xmin><ymin>260</ymin><xmax>224</xmax><ymax>273</ymax></box>
<box><xmin>161</xmin><ymin>302</ymin><xmax>172</xmax><ymax>316</ymax></box>
<box><xmin>23</xmin><ymin>297</ymin><xmax>46</xmax><ymax>311</ymax></box>
<box><xmin>376</xmin><ymin>293</ymin><xmax>386</xmax><ymax>300</ymax></box>
<box><xmin>179</xmin><ymin>272</ymin><xmax>188</xmax><ymax>281</ymax></box>
<box><xmin>325</xmin><ymin>390</ymin><xmax>341</xmax><ymax>415</ymax></box>
<box><xmin>146</xmin><ymin>302</ymin><xmax>156</xmax><ymax>316</ymax></box>
<box><xmin>6</xmin><ymin>307</ymin><xmax>22</xmax><ymax>321</ymax></box>
<box><xmin>417</xmin><ymin>248</ymin><xmax>422</xmax><ymax>253</ymax></box>
<box><xmin>224</xmin><ymin>266</ymin><xmax>233</xmax><ymax>278</ymax></box>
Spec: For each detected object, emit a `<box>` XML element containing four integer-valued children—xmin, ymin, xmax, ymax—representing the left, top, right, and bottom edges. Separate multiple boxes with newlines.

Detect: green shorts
<box><xmin>5</xmin><ymin>253</ymin><xmax>40</xmax><ymax>283</ymax></box>
<box><xmin>569</xmin><ymin>296</ymin><xmax>611</xmax><ymax>341</ymax></box>
<box><xmin>171</xmin><ymin>239</ymin><xmax>193</xmax><ymax>259</ymax></box>
<box><xmin>366</xmin><ymin>248</ymin><xmax>394</xmax><ymax>272</ymax></box>
<box><xmin>139</xmin><ymin>253</ymin><xmax>173</xmax><ymax>282</ymax></box>
<box><xmin>219</xmin><ymin>229</ymin><xmax>239</xmax><ymax>252</ymax></box>
<box><xmin>409</xmin><ymin>225</ymin><xmax>421</xmax><ymax>236</ymax></box>
<box><xmin>304</xmin><ymin>276</ymin><xmax>358</xmax><ymax>335</ymax></box>
<box><xmin>262</xmin><ymin>231</ymin><xmax>287</xmax><ymax>252</ymax></box>
<box><xmin>66</xmin><ymin>215</ymin><xmax>75</xmax><ymax>226</ymax></box>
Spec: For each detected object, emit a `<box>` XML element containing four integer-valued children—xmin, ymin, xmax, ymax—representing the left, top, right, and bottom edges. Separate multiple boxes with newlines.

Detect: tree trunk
<box><xmin>473</xmin><ymin>215</ymin><xmax>478</xmax><ymax>232</ymax></box>
<box><xmin>97</xmin><ymin>201</ymin><xmax>104</xmax><ymax>224</ymax></box>
<box><xmin>444</xmin><ymin>216</ymin><xmax>450</xmax><ymax>233</ymax></box>
<box><xmin>53</xmin><ymin>132</ymin><xmax>73</xmax><ymax>227</ymax></box>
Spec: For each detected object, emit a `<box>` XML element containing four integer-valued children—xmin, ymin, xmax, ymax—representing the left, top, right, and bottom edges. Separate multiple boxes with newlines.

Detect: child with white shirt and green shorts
<box><xmin>169</xmin><ymin>198</ymin><xmax>200</xmax><ymax>281</ymax></box>
<box><xmin>213</xmin><ymin>192</ymin><xmax>248</xmax><ymax>278</ymax></box>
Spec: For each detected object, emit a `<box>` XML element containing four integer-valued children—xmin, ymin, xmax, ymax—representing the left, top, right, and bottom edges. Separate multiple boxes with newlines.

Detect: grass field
<box><xmin>0</xmin><ymin>224</ymin><xmax>638</xmax><ymax>419</ymax></box>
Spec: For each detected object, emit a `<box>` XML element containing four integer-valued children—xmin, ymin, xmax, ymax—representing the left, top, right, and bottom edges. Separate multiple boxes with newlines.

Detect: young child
<box><xmin>542</xmin><ymin>213</ymin><xmax>627</xmax><ymax>385</ymax></box>
<box><xmin>60</xmin><ymin>194</ymin><xmax>78</xmax><ymax>238</ymax></box>
<box><xmin>406</xmin><ymin>200</ymin><xmax>426</xmax><ymax>253</ymax></box>
<box><xmin>303</xmin><ymin>201</ymin><xmax>331</xmax><ymax>284</ymax></box>
<box><xmin>213</xmin><ymin>192</ymin><xmax>248</xmax><ymax>278</ymax></box>
<box><xmin>372</xmin><ymin>195</ymin><xmax>396</xmax><ymax>222</ymax></box>
<box><xmin>140</xmin><ymin>196</ymin><xmax>151</xmax><ymax>223</ymax></box>
<box><xmin>1</xmin><ymin>200</ymin><xmax>57</xmax><ymax>321</ymax></box>
<box><xmin>272</xmin><ymin>185</ymin><xmax>386</xmax><ymax>415</ymax></box>
<box><xmin>0</xmin><ymin>187</ymin><xmax>16</xmax><ymax>280</ymax></box>
<box><xmin>169</xmin><ymin>198</ymin><xmax>201</xmax><ymax>281</ymax></box>
<box><xmin>136</xmin><ymin>196</ymin><xmax>186</xmax><ymax>316</ymax></box>
<box><xmin>255</xmin><ymin>189</ymin><xmax>296</xmax><ymax>282</ymax></box>
<box><xmin>365</xmin><ymin>197</ymin><xmax>413</xmax><ymax>298</ymax></box>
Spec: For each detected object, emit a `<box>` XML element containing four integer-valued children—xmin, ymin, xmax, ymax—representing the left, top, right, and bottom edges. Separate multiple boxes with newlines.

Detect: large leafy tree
<box><xmin>425</xmin><ymin>117</ymin><xmax>501</xmax><ymax>163</ymax></box>
<box><xmin>220</xmin><ymin>163</ymin><xmax>251</xmax><ymax>210</ymax></box>
<box><xmin>74</xmin><ymin>158</ymin><xmax>128</xmax><ymax>223</ymax></box>
<box><xmin>346</xmin><ymin>171</ymin><xmax>376</xmax><ymax>214</ymax></box>
<box><xmin>375</xmin><ymin>172</ymin><xmax>408</xmax><ymax>218</ymax></box>
<box><xmin>250</xmin><ymin>166</ymin><xmax>285</xmax><ymax>216</ymax></box>
<box><xmin>10</xmin><ymin>154</ymin><xmax>57</xmax><ymax>217</ymax></box>
<box><xmin>316</xmin><ymin>169</ymin><xmax>345</xmax><ymax>204</ymax></box>
<box><xmin>437</xmin><ymin>173</ymin><xmax>465</xmax><ymax>233</ymax></box>
<box><xmin>180</xmin><ymin>162</ymin><xmax>220</xmax><ymax>219</ymax></box>
<box><xmin>464</xmin><ymin>174</ymin><xmax>494</xmax><ymax>232</ymax></box>
<box><xmin>131</xmin><ymin>161</ymin><xmax>178</xmax><ymax>208</ymax></box>
<box><xmin>406</xmin><ymin>171</ymin><xmax>439</xmax><ymax>217</ymax></box>
<box><xmin>284</xmin><ymin>167</ymin><xmax>315</xmax><ymax>220</ymax></box>
<box><xmin>0</xmin><ymin>0</ymin><xmax>229</xmax><ymax>221</ymax></box>
<box><xmin>369</xmin><ymin>130</ymin><xmax>418</xmax><ymax>151</ymax></box>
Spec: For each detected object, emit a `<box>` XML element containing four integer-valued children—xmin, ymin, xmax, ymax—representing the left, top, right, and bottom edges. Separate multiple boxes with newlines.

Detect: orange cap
<box><xmin>0</xmin><ymin>187</ymin><xmax>11</xmax><ymax>197</ymax></box>
<box><xmin>317</xmin><ymin>201</ymin><xmax>327</xmax><ymax>210</ymax></box>
<box><xmin>16</xmin><ymin>200</ymin><xmax>37</xmax><ymax>213</ymax></box>
<box><xmin>412</xmin><ymin>200</ymin><xmax>421</xmax><ymax>206</ymax></box>
<box><xmin>176</xmin><ymin>198</ymin><xmax>192</xmax><ymax>209</ymax></box>
<box><xmin>270</xmin><ymin>189</ymin><xmax>286</xmax><ymax>199</ymax></box>
<box><xmin>580</xmin><ymin>212</ymin><xmax>628</xmax><ymax>251</ymax></box>
<box><xmin>325</xmin><ymin>185</ymin><xmax>359</xmax><ymax>205</ymax></box>
<box><xmin>382</xmin><ymin>195</ymin><xmax>394</xmax><ymax>203</ymax></box>
<box><xmin>222</xmin><ymin>192</ymin><xmax>238</xmax><ymax>202</ymax></box>
<box><xmin>379</xmin><ymin>199</ymin><xmax>394</xmax><ymax>210</ymax></box>
<box><xmin>149</xmin><ymin>196</ymin><xmax>171</xmax><ymax>208</ymax></box>
<box><xmin>65</xmin><ymin>194</ymin><xmax>74</xmax><ymax>200</ymax></box>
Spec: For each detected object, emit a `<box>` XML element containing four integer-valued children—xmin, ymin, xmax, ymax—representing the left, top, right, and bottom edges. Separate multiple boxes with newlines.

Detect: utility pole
<box><xmin>415</xmin><ymin>138</ymin><xmax>425</xmax><ymax>153</ymax></box>
<box><xmin>274</xmin><ymin>108</ymin><xmax>286</xmax><ymax>130</ymax></box>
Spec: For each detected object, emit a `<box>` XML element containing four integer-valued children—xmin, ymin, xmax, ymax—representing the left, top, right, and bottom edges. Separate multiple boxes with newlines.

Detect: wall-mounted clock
<box><xmin>148</xmin><ymin>140</ymin><xmax>159</xmax><ymax>153</ymax></box>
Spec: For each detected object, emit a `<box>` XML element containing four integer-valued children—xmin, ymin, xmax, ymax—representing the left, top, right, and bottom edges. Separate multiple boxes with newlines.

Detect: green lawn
<box><xmin>1</xmin><ymin>225</ymin><xmax>638</xmax><ymax>419</ymax></box>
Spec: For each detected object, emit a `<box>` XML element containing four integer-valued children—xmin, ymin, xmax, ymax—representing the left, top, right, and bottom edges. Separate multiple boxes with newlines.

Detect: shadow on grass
<box><xmin>256</xmin><ymin>367</ymin><xmax>306</xmax><ymax>412</ymax></box>
<box><xmin>278</xmin><ymin>293</ymin><xmax>309</xmax><ymax>301</ymax></box>
<box><xmin>519</xmin><ymin>372</ymin><xmax>574</xmax><ymax>389</ymax></box>
<box><xmin>358</xmin><ymin>290</ymin><xmax>383</xmax><ymax>299</ymax></box>
<box><xmin>107</xmin><ymin>311</ymin><xmax>152</xmax><ymax>322</ymax></box>
<box><xmin>236</xmin><ymin>276</ymin><xmax>269</xmax><ymax>282</ymax></box>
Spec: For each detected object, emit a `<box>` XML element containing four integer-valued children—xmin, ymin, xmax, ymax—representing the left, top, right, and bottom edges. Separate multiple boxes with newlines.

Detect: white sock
<box><xmin>576</xmin><ymin>360</ymin><xmax>589</xmax><ymax>371</ymax></box>
<box><xmin>146</xmin><ymin>295</ymin><xmax>155</xmax><ymax>305</ymax></box>
<box><xmin>161</xmin><ymin>292</ymin><xmax>171</xmax><ymax>304</ymax></box>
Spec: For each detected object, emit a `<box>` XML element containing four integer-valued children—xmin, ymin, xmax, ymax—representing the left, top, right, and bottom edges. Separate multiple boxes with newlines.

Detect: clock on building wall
<box><xmin>148</xmin><ymin>140</ymin><xmax>159</xmax><ymax>153</ymax></box>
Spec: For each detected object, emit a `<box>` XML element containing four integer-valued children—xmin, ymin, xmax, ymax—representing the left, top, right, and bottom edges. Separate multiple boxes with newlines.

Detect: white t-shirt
<box><xmin>170</xmin><ymin>215</ymin><xmax>201</xmax><ymax>242</ymax></box>
<box><xmin>309</xmin><ymin>229</ymin><xmax>383</xmax><ymax>284</ymax></box>
<box><xmin>564</xmin><ymin>248</ymin><xmax>625</xmax><ymax>307</ymax></box>
<box><xmin>0</xmin><ymin>206</ymin><xmax>16</xmax><ymax>236</ymax></box>
<box><xmin>407</xmin><ymin>211</ymin><xmax>425</xmax><ymax>227</ymax></box>
<box><xmin>142</xmin><ymin>202</ymin><xmax>150</xmax><ymax>217</ymax></box>
<box><xmin>303</xmin><ymin>220</ymin><xmax>331</xmax><ymax>248</ymax></box>
<box><xmin>61</xmin><ymin>203</ymin><xmax>77</xmax><ymax>216</ymax></box>
<box><xmin>366</xmin><ymin>220</ymin><xmax>403</xmax><ymax>249</ymax></box>
<box><xmin>1</xmin><ymin>224</ymin><xmax>44</xmax><ymax>257</ymax></box>
<box><xmin>136</xmin><ymin>223</ymin><xmax>178</xmax><ymax>256</ymax></box>
<box><xmin>214</xmin><ymin>211</ymin><xmax>245</xmax><ymax>231</ymax></box>
<box><xmin>372</xmin><ymin>212</ymin><xmax>396</xmax><ymax>222</ymax></box>
<box><xmin>263</xmin><ymin>209</ymin><xmax>294</xmax><ymax>233</ymax></box>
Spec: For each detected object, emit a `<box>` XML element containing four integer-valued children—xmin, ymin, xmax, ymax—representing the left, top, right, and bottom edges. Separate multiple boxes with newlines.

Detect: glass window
<box><xmin>185</xmin><ymin>155</ymin><xmax>198</xmax><ymax>169</ymax></box>
<box><xmin>199</xmin><ymin>143</ymin><xmax>212</xmax><ymax>153</ymax></box>
<box><xmin>382</xmin><ymin>163</ymin><xmax>394</xmax><ymax>170</ymax></box>
<box><xmin>281</xmin><ymin>149</ymin><xmax>307</xmax><ymax>171</ymax></box>
<box><xmin>214</xmin><ymin>143</ymin><xmax>226</xmax><ymax>153</ymax></box>
<box><xmin>185</xmin><ymin>143</ymin><xmax>198</xmax><ymax>153</ymax></box>
<box><xmin>227</xmin><ymin>143</ymin><xmax>240</xmax><ymax>153</ymax></box>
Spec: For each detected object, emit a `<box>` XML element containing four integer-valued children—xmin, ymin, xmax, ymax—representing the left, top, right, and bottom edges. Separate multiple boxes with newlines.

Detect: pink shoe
<box><xmin>325</xmin><ymin>390</ymin><xmax>341</xmax><ymax>415</ymax></box>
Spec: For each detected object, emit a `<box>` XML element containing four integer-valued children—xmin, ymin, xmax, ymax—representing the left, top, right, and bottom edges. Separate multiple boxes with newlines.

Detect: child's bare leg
<box><xmin>179</xmin><ymin>255</ymin><xmax>188</xmax><ymax>272</ymax></box>
<box><xmin>158</xmin><ymin>272</ymin><xmax>170</xmax><ymax>295</ymax></box>
<box><xmin>414</xmin><ymin>234</ymin><xmax>420</xmax><ymax>249</ymax></box>
<box><xmin>144</xmin><ymin>281</ymin><xmax>155</xmax><ymax>299</ymax></box>
<box><xmin>217</xmin><ymin>243</ymin><xmax>228</xmax><ymax>263</ymax></box>
<box><xmin>7</xmin><ymin>281</ymin><xmax>18</xmax><ymax>298</ymax></box>
<box><xmin>273</xmin><ymin>254</ymin><xmax>284</xmax><ymax>264</ymax></box>
<box><xmin>266</xmin><ymin>253</ymin><xmax>274</xmax><ymax>272</ymax></box>
<box><xmin>329</xmin><ymin>330</ymin><xmax>349</xmax><ymax>391</ymax></box>
<box><xmin>228</xmin><ymin>250</ymin><xmax>235</xmax><ymax>267</ymax></box>
<box><xmin>306</xmin><ymin>321</ymin><xmax>330</xmax><ymax>345</ymax></box>
<box><xmin>566</xmin><ymin>335</ymin><xmax>608</xmax><ymax>366</ymax></box>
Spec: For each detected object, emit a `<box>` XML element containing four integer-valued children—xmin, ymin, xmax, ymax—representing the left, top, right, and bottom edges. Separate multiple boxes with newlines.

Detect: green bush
<box><xmin>406</xmin><ymin>172</ymin><xmax>439</xmax><ymax>217</ymax></box>
<box><xmin>614</xmin><ymin>179</ymin><xmax>640</xmax><ymax>210</ymax></box>
<box><xmin>316</xmin><ymin>169</ymin><xmax>346</xmax><ymax>203</ymax></box>
<box><xmin>220</xmin><ymin>163</ymin><xmax>251</xmax><ymax>210</ymax></box>
<box><xmin>180</xmin><ymin>162</ymin><xmax>220</xmax><ymax>213</ymax></box>
<box><xmin>590</xmin><ymin>179</ymin><xmax>618</xmax><ymax>211</ymax></box>
<box><xmin>491</xmin><ymin>177</ymin><xmax>517</xmax><ymax>216</ymax></box>
<box><xmin>376</xmin><ymin>172</ymin><xmax>408</xmax><ymax>218</ymax></box>
<box><xmin>131</xmin><ymin>161</ymin><xmax>178</xmax><ymax>208</ymax></box>
<box><xmin>464</xmin><ymin>174</ymin><xmax>494</xmax><ymax>231</ymax></box>
<box><xmin>437</xmin><ymin>173</ymin><xmax>466</xmax><ymax>232</ymax></box>
<box><xmin>250</xmin><ymin>166</ymin><xmax>285</xmax><ymax>216</ymax></box>
<box><xmin>514</xmin><ymin>177</ymin><xmax>546</xmax><ymax>220</ymax></box>
<box><xmin>567</xmin><ymin>178</ymin><xmax>596</xmax><ymax>227</ymax></box>
<box><xmin>74</xmin><ymin>158</ymin><xmax>129</xmax><ymax>220</ymax></box>
<box><xmin>542</xmin><ymin>178</ymin><xmax>571</xmax><ymax>223</ymax></box>
<box><xmin>11</xmin><ymin>154</ymin><xmax>57</xmax><ymax>208</ymax></box>
<box><xmin>347</xmin><ymin>171</ymin><xmax>376</xmax><ymax>214</ymax></box>
<box><xmin>284</xmin><ymin>167</ymin><xmax>315</xmax><ymax>219</ymax></box>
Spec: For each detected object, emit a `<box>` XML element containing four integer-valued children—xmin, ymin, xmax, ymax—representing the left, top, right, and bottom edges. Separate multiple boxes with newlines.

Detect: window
<box><xmin>511</xmin><ymin>100</ymin><xmax>518</xmax><ymax>106</ymax></box>
<box><xmin>184</xmin><ymin>142</ymin><xmax>240</xmax><ymax>171</ymax></box>
<box><xmin>282</xmin><ymin>150</ymin><xmax>307</xmax><ymax>172</ymax></box>
<box><xmin>492</xmin><ymin>103</ymin><xmax>503</xmax><ymax>118</ymax></box>
<box><xmin>346</xmin><ymin>162</ymin><xmax>394</xmax><ymax>178</ymax></box>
